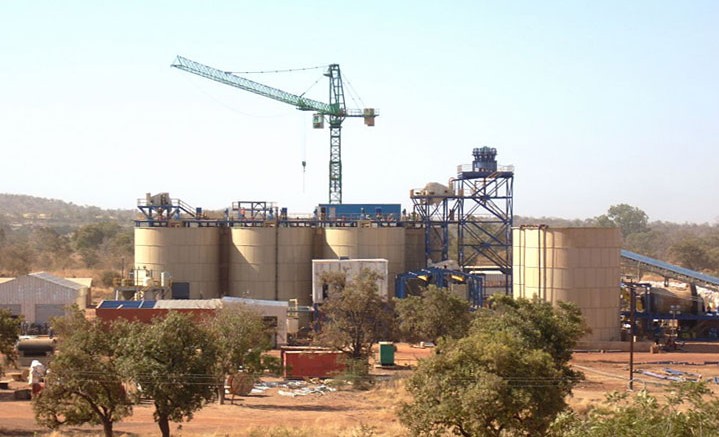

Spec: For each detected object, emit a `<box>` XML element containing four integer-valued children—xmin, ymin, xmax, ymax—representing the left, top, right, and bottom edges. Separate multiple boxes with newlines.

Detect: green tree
<box><xmin>400</xmin><ymin>297</ymin><xmax>588</xmax><ymax>437</ymax></box>
<box><xmin>33</xmin><ymin>309</ymin><xmax>132</xmax><ymax>437</ymax></box>
<box><xmin>0</xmin><ymin>308</ymin><xmax>21</xmax><ymax>373</ymax></box>
<box><xmin>549</xmin><ymin>382</ymin><xmax>719</xmax><ymax>437</ymax></box>
<box><xmin>670</xmin><ymin>237</ymin><xmax>713</xmax><ymax>271</ymax></box>
<box><xmin>118</xmin><ymin>312</ymin><xmax>219</xmax><ymax>437</ymax></box>
<box><xmin>0</xmin><ymin>242</ymin><xmax>34</xmax><ymax>275</ymax></box>
<box><xmin>314</xmin><ymin>269</ymin><xmax>395</xmax><ymax>360</ymax></box>
<box><xmin>595</xmin><ymin>204</ymin><xmax>649</xmax><ymax>238</ymax></box>
<box><xmin>204</xmin><ymin>305</ymin><xmax>274</xmax><ymax>404</ymax></box>
<box><xmin>395</xmin><ymin>284</ymin><xmax>473</xmax><ymax>343</ymax></box>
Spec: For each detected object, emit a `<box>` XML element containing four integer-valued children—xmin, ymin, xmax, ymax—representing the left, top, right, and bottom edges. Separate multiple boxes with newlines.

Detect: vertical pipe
<box><xmin>542</xmin><ymin>225</ymin><xmax>548</xmax><ymax>302</ymax></box>
<box><xmin>537</xmin><ymin>227</ymin><xmax>542</xmax><ymax>300</ymax></box>
<box><xmin>274</xmin><ymin>225</ymin><xmax>280</xmax><ymax>301</ymax></box>
<box><xmin>629</xmin><ymin>283</ymin><xmax>636</xmax><ymax>390</ymax></box>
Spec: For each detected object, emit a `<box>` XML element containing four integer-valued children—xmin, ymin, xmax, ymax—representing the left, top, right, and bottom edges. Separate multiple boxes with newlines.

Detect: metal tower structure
<box><xmin>171</xmin><ymin>56</ymin><xmax>378</xmax><ymax>204</ymax></box>
<box><xmin>411</xmin><ymin>147</ymin><xmax>514</xmax><ymax>293</ymax></box>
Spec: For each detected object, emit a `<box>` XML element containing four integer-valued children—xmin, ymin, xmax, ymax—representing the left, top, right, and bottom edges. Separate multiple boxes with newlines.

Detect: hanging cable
<box><xmin>228</xmin><ymin>65</ymin><xmax>327</xmax><ymax>75</ymax></box>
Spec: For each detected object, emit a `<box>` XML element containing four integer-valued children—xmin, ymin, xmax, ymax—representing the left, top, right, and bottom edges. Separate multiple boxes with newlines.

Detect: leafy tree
<box><xmin>204</xmin><ymin>305</ymin><xmax>275</xmax><ymax>404</ymax></box>
<box><xmin>118</xmin><ymin>312</ymin><xmax>219</xmax><ymax>437</ymax></box>
<box><xmin>670</xmin><ymin>237</ymin><xmax>713</xmax><ymax>271</ymax></box>
<box><xmin>0</xmin><ymin>308</ymin><xmax>21</xmax><ymax>373</ymax></box>
<box><xmin>313</xmin><ymin>269</ymin><xmax>395</xmax><ymax>360</ymax></box>
<box><xmin>549</xmin><ymin>382</ymin><xmax>719</xmax><ymax>437</ymax></box>
<box><xmin>595</xmin><ymin>204</ymin><xmax>649</xmax><ymax>238</ymax></box>
<box><xmin>33</xmin><ymin>309</ymin><xmax>132</xmax><ymax>437</ymax></box>
<box><xmin>400</xmin><ymin>297</ymin><xmax>588</xmax><ymax>437</ymax></box>
<box><xmin>395</xmin><ymin>284</ymin><xmax>473</xmax><ymax>343</ymax></box>
<box><xmin>0</xmin><ymin>242</ymin><xmax>34</xmax><ymax>275</ymax></box>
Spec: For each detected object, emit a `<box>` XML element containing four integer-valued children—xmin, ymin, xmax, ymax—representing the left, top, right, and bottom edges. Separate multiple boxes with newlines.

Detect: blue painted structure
<box><xmin>316</xmin><ymin>204</ymin><xmax>402</xmax><ymax>221</ymax></box>
<box><xmin>395</xmin><ymin>268</ymin><xmax>485</xmax><ymax>308</ymax></box>
<box><xmin>411</xmin><ymin>148</ymin><xmax>514</xmax><ymax>293</ymax></box>
<box><xmin>622</xmin><ymin>250</ymin><xmax>719</xmax><ymax>292</ymax></box>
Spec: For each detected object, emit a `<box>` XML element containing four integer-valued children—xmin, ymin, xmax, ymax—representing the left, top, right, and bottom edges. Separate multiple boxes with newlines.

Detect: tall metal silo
<box><xmin>229</xmin><ymin>227</ymin><xmax>276</xmax><ymax>300</ymax></box>
<box><xmin>134</xmin><ymin>227</ymin><xmax>220</xmax><ymax>299</ymax></box>
<box><xmin>513</xmin><ymin>226</ymin><xmax>622</xmax><ymax>342</ymax></box>
<box><xmin>277</xmin><ymin>228</ymin><xmax>313</xmax><ymax>305</ymax></box>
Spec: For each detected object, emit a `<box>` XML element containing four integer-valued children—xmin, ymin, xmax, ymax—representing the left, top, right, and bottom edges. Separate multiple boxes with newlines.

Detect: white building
<box><xmin>0</xmin><ymin>272</ymin><xmax>91</xmax><ymax>323</ymax></box>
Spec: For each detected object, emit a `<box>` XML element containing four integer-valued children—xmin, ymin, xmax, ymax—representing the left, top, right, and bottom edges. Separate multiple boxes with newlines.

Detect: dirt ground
<box><xmin>3</xmin><ymin>343</ymin><xmax>719</xmax><ymax>436</ymax></box>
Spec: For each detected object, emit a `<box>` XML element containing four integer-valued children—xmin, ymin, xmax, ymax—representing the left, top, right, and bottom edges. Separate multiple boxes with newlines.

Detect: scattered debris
<box><xmin>252</xmin><ymin>380</ymin><xmax>337</xmax><ymax>397</ymax></box>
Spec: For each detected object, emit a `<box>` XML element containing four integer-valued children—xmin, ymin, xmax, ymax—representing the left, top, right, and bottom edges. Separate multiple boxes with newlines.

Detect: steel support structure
<box><xmin>327</xmin><ymin>64</ymin><xmax>346</xmax><ymax>204</ymax></box>
<box><xmin>456</xmin><ymin>173</ymin><xmax>514</xmax><ymax>288</ymax></box>
<box><xmin>411</xmin><ymin>170</ymin><xmax>514</xmax><ymax>294</ymax></box>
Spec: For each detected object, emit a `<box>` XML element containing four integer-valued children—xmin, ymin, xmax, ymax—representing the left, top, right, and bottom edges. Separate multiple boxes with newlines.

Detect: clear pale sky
<box><xmin>2</xmin><ymin>1</ymin><xmax>717</xmax><ymax>223</ymax></box>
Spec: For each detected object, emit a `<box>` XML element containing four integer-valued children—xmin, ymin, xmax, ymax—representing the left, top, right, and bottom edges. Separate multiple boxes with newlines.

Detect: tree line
<box><xmin>4</xmin><ymin>269</ymin><xmax>719</xmax><ymax>436</ymax></box>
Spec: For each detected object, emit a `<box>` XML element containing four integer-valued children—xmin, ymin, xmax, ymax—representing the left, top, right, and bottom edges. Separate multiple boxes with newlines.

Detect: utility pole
<box><xmin>628</xmin><ymin>282</ymin><xmax>636</xmax><ymax>390</ymax></box>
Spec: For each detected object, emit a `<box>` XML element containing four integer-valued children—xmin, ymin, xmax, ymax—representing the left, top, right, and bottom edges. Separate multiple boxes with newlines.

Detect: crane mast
<box><xmin>171</xmin><ymin>56</ymin><xmax>378</xmax><ymax>204</ymax></box>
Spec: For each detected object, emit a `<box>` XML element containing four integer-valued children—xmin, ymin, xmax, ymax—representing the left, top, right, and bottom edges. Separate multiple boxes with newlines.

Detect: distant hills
<box><xmin>0</xmin><ymin>194</ymin><xmax>135</xmax><ymax>230</ymax></box>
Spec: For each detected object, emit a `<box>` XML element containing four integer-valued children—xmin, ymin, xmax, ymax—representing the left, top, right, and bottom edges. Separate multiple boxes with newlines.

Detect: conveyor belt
<box><xmin>622</xmin><ymin>249</ymin><xmax>719</xmax><ymax>291</ymax></box>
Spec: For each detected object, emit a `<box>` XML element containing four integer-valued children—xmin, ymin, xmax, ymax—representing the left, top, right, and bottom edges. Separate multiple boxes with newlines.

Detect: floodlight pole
<box><xmin>629</xmin><ymin>282</ymin><xmax>636</xmax><ymax>390</ymax></box>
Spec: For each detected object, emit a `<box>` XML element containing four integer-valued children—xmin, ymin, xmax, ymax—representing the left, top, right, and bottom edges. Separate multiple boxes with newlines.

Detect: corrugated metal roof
<box><xmin>222</xmin><ymin>296</ymin><xmax>289</xmax><ymax>308</ymax></box>
<box><xmin>64</xmin><ymin>277</ymin><xmax>92</xmax><ymax>288</ymax></box>
<box><xmin>154</xmin><ymin>299</ymin><xmax>222</xmax><ymax>309</ymax></box>
<box><xmin>29</xmin><ymin>272</ymin><xmax>86</xmax><ymax>290</ymax></box>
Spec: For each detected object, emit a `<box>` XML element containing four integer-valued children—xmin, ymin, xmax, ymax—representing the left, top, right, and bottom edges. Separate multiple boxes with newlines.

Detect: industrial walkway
<box><xmin>621</xmin><ymin>249</ymin><xmax>719</xmax><ymax>292</ymax></box>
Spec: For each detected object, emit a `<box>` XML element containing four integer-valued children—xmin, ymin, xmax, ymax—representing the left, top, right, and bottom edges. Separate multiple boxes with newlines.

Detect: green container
<box><xmin>378</xmin><ymin>341</ymin><xmax>395</xmax><ymax>366</ymax></box>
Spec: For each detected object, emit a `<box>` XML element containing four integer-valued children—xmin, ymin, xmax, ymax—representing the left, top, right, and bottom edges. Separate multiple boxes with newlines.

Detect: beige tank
<box><xmin>277</xmin><ymin>228</ymin><xmax>313</xmax><ymax>305</ymax></box>
<box><xmin>404</xmin><ymin>227</ymin><xmax>426</xmax><ymax>272</ymax></box>
<box><xmin>229</xmin><ymin>228</ymin><xmax>276</xmax><ymax>300</ymax></box>
<box><xmin>134</xmin><ymin>227</ymin><xmax>220</xmax><ymax>299</ymax></box>
<box><xmin>229</xmin><ymin>227</ymin><xmax>313</xmax><ymax>304</ymax></box>
<box><xmin>513</xmin><ymin>227</ymin><xmax>622</xmax><ymax>342</ymax></box>
<box><xmin>322</xmin><ymin>227</ymin><xmax>405</xmax><ymax>294</ymax></box>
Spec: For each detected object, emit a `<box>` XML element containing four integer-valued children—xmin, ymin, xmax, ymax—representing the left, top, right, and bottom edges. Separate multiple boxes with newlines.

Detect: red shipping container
<box><xmin>282</xmin><ymin>350</ymin><xmax>346</xmax><ymax>379</ymax></box>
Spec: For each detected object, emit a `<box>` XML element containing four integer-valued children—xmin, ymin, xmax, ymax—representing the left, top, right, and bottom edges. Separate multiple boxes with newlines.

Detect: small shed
<box><xmin>0</xmin><ymin>272</ymin><xmax>91</xmax><ymax>324</ymax></box>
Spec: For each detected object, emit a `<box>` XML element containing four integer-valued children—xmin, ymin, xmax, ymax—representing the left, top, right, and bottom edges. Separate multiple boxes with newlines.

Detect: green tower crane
<box><xmin>171</xmin><ymin>56</ymin><xmax>378</xmax><ymax>204</ymax></box>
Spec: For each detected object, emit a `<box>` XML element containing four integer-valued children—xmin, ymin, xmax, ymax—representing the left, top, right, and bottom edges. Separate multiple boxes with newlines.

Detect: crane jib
<box><xmin>171</xmin><ymin>55</ymin><xmax>377</xmax><ymax>204</ymax></box>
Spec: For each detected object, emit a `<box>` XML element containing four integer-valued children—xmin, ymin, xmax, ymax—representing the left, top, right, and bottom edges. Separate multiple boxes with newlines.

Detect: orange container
<box><xmin>282</xmin><ymin>350</ymin><xmax>346</xmax><ymax>379</ymax></box>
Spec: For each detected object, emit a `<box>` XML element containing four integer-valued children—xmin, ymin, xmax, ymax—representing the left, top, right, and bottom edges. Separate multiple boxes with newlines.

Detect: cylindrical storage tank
<box><xmin>404</xmin><ymin>227</ymin><xmax>426</xmax><ymax>272</ymax></box>
<box><xmin>277</xmin><ymin>228</ymin><xmax>313</xmax><ymax>305</ymax></box>
<box><xmin>322</xmin><ymin>228</ymin><xmax>360</xmax><ymax>259</ymax></box>
<box><xmin>229</xmin><ymin>228</ymin><xmax>276</xmax><ymax>300</ymax></box>
<box><xmin>512</xmin><ymin>227</ymin><xmax>622</xmax><ymax>342</ymax></box>
<box><xmin>134</xmin><ymin>227</ymin><xmax>220</xmax><ymax>299</ymax></box>
<box><xmin>322</xmin><ymin>227</ymin><xmax>406</xmax><ymax>295</ymax></box>
<box><xmin>358</xmin><ymin>227</ymin><xmax>406</xmax><ymax>295</ymax></box>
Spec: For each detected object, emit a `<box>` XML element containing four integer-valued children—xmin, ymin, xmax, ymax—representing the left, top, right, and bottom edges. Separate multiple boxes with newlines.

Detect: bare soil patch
<box><xmin>2</xmin><ymin>344</ymin><xmax>718</xmax><ymax>436</ymax></box>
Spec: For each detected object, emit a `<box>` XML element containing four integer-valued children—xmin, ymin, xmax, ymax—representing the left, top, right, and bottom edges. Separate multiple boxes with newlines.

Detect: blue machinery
<box><xmin>395</xmin><ymin>268</ymin><xmax>485</xmax><ymax>307</ymax></box>
<box><xmin>620</xmin><ymin>252</ymin><xmax>719</xmax><ymax>340</ymax></box>
<box><xmin>410</xmin><ymin>147</ymin><xmax>514</xmax><ymax>293</ymax></box>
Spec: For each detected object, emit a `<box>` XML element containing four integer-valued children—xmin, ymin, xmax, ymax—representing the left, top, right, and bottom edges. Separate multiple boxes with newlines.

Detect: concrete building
<box><xmin>0</xmin><ymin>272</ymin><xmax>91</xmax><ymax>324</ymax></box>
<box><xmin>513</xmin><ymin>227</ymin><xmax>622</xmax><ymax>342</ymax></box>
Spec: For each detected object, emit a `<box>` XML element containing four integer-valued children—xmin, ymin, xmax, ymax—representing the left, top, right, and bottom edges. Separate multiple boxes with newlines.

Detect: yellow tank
<box><xmin>134</xmin><ymin>227</ymin><xmax>220</xmax><ymax>299</ymax></box>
